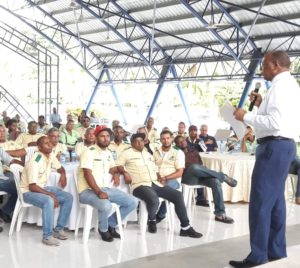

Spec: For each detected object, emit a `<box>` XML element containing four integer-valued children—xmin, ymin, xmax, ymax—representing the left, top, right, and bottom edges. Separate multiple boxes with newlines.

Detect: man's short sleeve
<box><xmin>116</xmin><ymin>149</ymin><xmax>127</xmax><ymax>166</ymax></box>
<box><xmin>51</xmin><ymin>155</ymin><xmax>62</xmax><ymax>169</ymax></box>
<box><xmin>26</xmin><ymin>160</ymin><xmax>40</xmax><ymax>185</ymax></box>
<box><xmin>80</xmin><ymin>148</ymin><xmax>94</xmax><ymax>170</ymax></box>
<box><xmin>0</xmin><ymin>148</ymin><xmax>13</xmax><ymax>165</ymax></box>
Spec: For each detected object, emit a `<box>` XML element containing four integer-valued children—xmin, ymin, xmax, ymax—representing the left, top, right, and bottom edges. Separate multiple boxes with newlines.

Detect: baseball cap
<box><xmin>94</xmin><ymin>125</ymin><xmax>112</xmax><ymax>136</ymax></box>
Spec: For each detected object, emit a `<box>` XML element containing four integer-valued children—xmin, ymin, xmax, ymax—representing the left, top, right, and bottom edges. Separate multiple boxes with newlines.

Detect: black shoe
<box><xmin>148</xmin><ymin>221</ymin><xmax>157</xmax><ymax>233</ymax></box>
<box><xmin>268</xmin><ymin>257</ymin><xmax>282</xmax><ymax>262</ymax></box>
<box><xmin>229</xmin><ymin>259</ymin><xmax>259</xmax><ymax>268</ymax></box>
<box><xmin>224</xmin><ymin>174</ymin><xmax>238</xmax><ymax>187</ymax></box>
<box><xmin>0</xmin><ymin>210</ymin><xmax>12</xmax><ymax>223</ymax></box>
<box><xmin>156</xmin><ymin>215</ymin><xmax>165</xmax><ymax>224</ymax></box>
<box><xmin>108</xmin><ymin>226</ymin><xmax>121</xmax><ymax>239</ymax></box>
<box><xmin>215</xmin><ymin>215</ymin><xmax>234</xmax><ymax>224</ymax></box>
<box><xmin>195</xmin><ymin>200</ymin><xmax>209</xmax><ymax>207</ymax></box>
<box><xmin>98</xmin><ymin>229</ymin><xmax>114</xmax><ymax>242</ymax></box>
<box><xmin>180</xmin><ymin>227</ymin><xmax>203</xmax><ymax>238</ymax></box>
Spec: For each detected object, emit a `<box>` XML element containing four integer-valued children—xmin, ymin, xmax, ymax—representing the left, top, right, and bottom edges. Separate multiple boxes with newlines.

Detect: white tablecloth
<box><xmin>200</xmin><ymin>152</ymin><xmax>256</xmax><ymax>202</ymax></box>
<box><xmin>22</xmin><ymin>162</ymin><xmax>80</xmax><ymax>230</ymax></box>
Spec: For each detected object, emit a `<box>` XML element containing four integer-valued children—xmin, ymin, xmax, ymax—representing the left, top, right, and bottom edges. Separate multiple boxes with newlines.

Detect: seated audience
<box><xmin>37</xmin><ymin>115</ymin><xmax>50</xmax><ymax>134</ymax></box>
<box><xmin>0</xmin><ymin>147</ymin><xmax>23</xmax><ymax>223</ymax></box>
<box><xmin>16</xmin><ymin>121</ymin><xmax>44</xmax><ymax>148</ymax></box>
<box><xmin>14</xmin><ymin>114</ymin><xmax>26</xmax><ymax>133</ymax></box>
<box><xmin>173</xmin><ymin>121</ymin><xmax>189</xmax><ymax>138</ymax></box>
<box><xmin>109</xmin><ymin>126</ymin><xmax>130</xmax><ymax>161</ymax></box>
<box><xmin>47</xmin><ymin>128</ymin><xmax>67</xmax><ymax>159</ymax></box>
<box><xmin>5</xmin><ymin>119</ymin><xmax>20</xmax><ymax>141</ymax></box>
<box><xmin>77</xmin><ymin>116</ymin><xmax>91</xmax><ymax>140</ymax></box>
<box><xmin>59</xmin><ymin>119</ymin><xmax>80</xmax><ymax>151</ymax></box>
<box><xmin>153</xmin><ymin>130</ymin><xmax>184</xmax><ymax>223</ymax></box>
<box><xmin>175</xmin><ymin>135</ymin><xmax>236</xmax><ymax>224</ymax></box>
<box><xmin>117</xmin><ymin>133</ymin><xmax>202</xmax><ymax>238</ymax></box>
<box><xmin>199</xmin><ymin>124</ymin><xmax>218</xmax><ymax>152</ymax></box>
<box><xmin>241</xmin><ymin>126</ymin><xmax>256</xmax><ymax>153</ymax></box>
<box><xmin>77</xmin><ymin>126</ymin><xmax>137</xmax><ymax>242</ymax></box>
<box><xmin>137</xmin><ymin>126</ymin><xmax>160</xmax><ymax>155</ymax></box>
<box><xmin>145</xmin><ymin>117</ymin><xmax>159</xmax><ymax>143</ymax></box>
<box><xmin>21</xmin><ymin>136</ymin><xmax>72</xmax><ymax>246</ymax></box>
<box><xmin>75</xmin><ymin>128</ymin><xmax>95</xmax><ymax>157</ymax></box>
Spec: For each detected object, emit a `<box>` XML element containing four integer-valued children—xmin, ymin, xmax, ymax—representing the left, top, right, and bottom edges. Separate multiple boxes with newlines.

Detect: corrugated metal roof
<box><xmin>2</xmin><ymin>0</ymin><xmax>300</xmax><ymax>80</ymax></box>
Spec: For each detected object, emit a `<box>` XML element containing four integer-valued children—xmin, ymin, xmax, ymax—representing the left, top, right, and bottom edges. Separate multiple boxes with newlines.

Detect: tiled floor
<box><xmin>1</xmin><ymin>201</ymin><xmax>300</xmax><ymax>268</ymax></box>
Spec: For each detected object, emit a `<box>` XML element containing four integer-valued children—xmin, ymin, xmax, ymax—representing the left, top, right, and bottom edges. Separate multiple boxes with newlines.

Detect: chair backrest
<box><xmin>25</xmin><ymin>146</ymin><xmax>38</xmax><ymax>163</ymax></box>
<box><xmin>10</xmin><ymin>164</ymin><xmax>25</xmax><ymax>204</ymax></box>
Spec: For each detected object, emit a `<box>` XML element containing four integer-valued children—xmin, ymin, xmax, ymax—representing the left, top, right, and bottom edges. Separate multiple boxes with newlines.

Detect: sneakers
<box><xmin>42</xmin><ymin>236</ymin><xmax>60</xmax><ymax>246</ymax></box>
<box><xmin>180</xmin><ymin>227</ymin><xmax>203</xmax><ymax>238</ymax></box>
<box><xmin>98</xmin><ymin>229</ymin><xmax>114</xmax><ymax>242</ymax></box>
<box><xmin>148</xmin><ymin>221</ymin><xmax>157</xmax><ymax>233</ymax></box>
<box><xmin>108</xmin><ymin>226</ymin><xmax>121</xmax><ymax>239</ymax></box>
<box><xmin>215</xmin><ymin>215</ymin><xmax>234</xmax><ymax>224</ymax></box>
<box><xmin>53</xmin><ymin>230</ymin><xmax>68</xmax><ymax>240</ymax></box>
<box><xmin>224</xmin><ymin>174</ymin><xmax>237</xmax><ymax>187</ymax></box>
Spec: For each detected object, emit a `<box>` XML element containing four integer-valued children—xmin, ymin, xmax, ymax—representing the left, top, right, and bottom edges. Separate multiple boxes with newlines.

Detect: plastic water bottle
<box><xmin>60</xmin><ymin>153</ymin><xmax>66</xmax><ymax>164</ymax></box>
<box><xmin>65</xmin><ymin>152</ymin><xmax>70</xmax><ymax>163</ymax></box>
<box><xmin>220</xmin><ymin>140</ymin><xmax>225</xmax><ymax>153</ymax></box>
<box><xmin>71</xmin><ymin>150</ymin><xmax>77</xmax><ymax>162</ymax></box>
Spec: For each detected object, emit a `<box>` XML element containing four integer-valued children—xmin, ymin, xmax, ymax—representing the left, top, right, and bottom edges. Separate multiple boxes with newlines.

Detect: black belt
<box><xmin>257</xmin><ymin>136</ymin><xmax>292</xmax><ymax>144</ymax></box>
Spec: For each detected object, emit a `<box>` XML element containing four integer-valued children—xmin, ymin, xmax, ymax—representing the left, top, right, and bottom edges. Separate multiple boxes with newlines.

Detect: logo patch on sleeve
<box><xmin>35</xmin><ymin>154</ymin><xmax>42</xmax><ymax>162</ymax></box>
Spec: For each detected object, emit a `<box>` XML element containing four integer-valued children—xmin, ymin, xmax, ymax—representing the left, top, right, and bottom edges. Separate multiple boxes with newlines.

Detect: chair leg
<box><xmin>206</xmin><ymin>188</ymin><xmax>214</xmax><ymax>213</ymax></box>
<box><xmin>75</xmin><ymin>207</ymin><xmax>82</xmax><ymax>237</ymax></box>
<box><xmin>139</xmin><ymin>201</ymin><xmax>147</xmax><ymax>236</ymax></box>
<box><xmin>16</xmin><ymin>207</ymin><xmax>26</xmax><ymax>232</ymax></box>
<box><xmin>9</xmin><ymin>201</ymin><xmax>21</xmax><ymax>236</ymax></box>
<box><xmin>82</xmin><ymin>206</ymin><xmax>93</xmax><ymax>244</ymax></box>
<box><xmin>113</xmin><ymin>204</ymin><xmax>124</xmax><ymax>240</ymax></box>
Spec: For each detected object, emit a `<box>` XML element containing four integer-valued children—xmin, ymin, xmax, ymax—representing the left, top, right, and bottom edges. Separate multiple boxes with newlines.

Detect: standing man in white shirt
<box><xmin>50</xmin><ymin>107</ymin><xmax>62</xmax><ymax>128</ymax></box>
<box><xmin>230</xmin><ymin>51</ymin><xmax>300</xmax><ymax>267</ymax></box>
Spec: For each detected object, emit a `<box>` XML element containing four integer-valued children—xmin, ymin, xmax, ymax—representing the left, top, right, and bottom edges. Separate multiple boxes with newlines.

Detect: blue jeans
<box><xmin>0</xmin><ymin>171</ymin><xmax>17</xmax><ymax>215</ymax></box>
<box><xmin>23</xmin><ymin>186</ymin><xmax>73</xmax><ymax>239</ymax></box>
<box><xmin>157</xmin><ymin>179</ymin><xmax>180</xmax><ymax>219</ymax></box>
<box><xmin>288</xmin><ymin>157</ymin><xmax>300</xmax><ymax>197</ymax></box>
<box><xmin>79</xmin><ymin>188</ymin><xmax>138</xmax><ymax>232</ymax></box>
<box><xmin>183</xmin><ymin>164</ymin><xmax>226</xmax><ymax>216</ymax></box>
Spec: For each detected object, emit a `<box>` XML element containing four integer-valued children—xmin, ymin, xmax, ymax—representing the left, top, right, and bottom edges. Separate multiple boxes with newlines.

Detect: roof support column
<box><xmin>238</xmin><ymin>49</ymin><xmax>263</xmax><ymax>108</ymax></box>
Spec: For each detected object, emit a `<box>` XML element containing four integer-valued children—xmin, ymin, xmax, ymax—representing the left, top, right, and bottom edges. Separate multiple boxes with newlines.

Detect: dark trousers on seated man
<box><xmin>0</xmin><ymin>171</ymin><xmax>17</xmax><ymax>221</ymax></box>
<box><xmin>183</xmin><ymin>164</ymin><xmax>228</xmax><ymax>217</ymax></box>
<box><xmin>133</xmin><ymin>183</ymin><xmax>189</xmax><ymax>226</ymax></box>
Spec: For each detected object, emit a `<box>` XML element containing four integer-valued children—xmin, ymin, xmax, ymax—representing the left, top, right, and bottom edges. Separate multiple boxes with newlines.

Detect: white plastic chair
<box><xmin>25</xmin><ymin>146</ymin><xmax>38</xmax><ymax>162</ymax></box>
<box><xmin>182</xmin><ymin>184</ymin><xmax>213</xmax><ymax>213</ymax></box>
<box><xmin>138</xmin><ymin>197</ymin><xmax>175</xmax><ymax>236</ymax></box>
<box><xmin>9</xmin><ymin>164</ymin><xmax>33</xmax><ymax>236</ymax></box>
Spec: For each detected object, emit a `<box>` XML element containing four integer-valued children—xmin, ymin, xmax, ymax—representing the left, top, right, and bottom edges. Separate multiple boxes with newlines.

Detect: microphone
<box><xmin>248</xmin><ymin>82</ymin><xmax>261</xmax><ymax>111</ymax></box>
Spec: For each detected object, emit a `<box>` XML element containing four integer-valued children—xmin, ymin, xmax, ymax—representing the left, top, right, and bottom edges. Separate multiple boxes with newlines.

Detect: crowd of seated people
<box><xmin>0</xmin><ymin>111</ymin><xmax>299</xmax><ymax>246</ymax></box>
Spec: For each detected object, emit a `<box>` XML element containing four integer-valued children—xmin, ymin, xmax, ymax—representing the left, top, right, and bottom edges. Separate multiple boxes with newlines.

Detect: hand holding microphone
<box><xmin>249</xmin><ymin>82</ymin><xmax>262</xmax><ymax>111</ymax></box>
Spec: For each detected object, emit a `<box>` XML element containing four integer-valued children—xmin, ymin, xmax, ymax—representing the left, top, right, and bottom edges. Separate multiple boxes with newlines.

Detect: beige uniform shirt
<box><xmin>108</xmin><ymin>141</ymin><xmax>131</xmax><ymax>161</ymax></box>
<box><xmin>153</xmin><ymin>147</ymin><xmax>185</xmax><ymax>181</ymax></box>
<box><xmin>77</xmin><ymin>145</ymin><xmax>116</xmax><ymax>193</ymax></box>
<box><xmin>52</xmin><ymin>143</ymin><xmax>67</xmax><ymax>157</ymax></box>
<box><xmin>75</xmin><ymin>142</ymin><xmax>95</xmax><ymax>157</ymax></box>
<box><xmin>148</xmin><ymin>127</ymin><xmax>159</xmax><ymax>143</ymax></box>
<box><xmin>20</xmin><ymin>152</ymin><xmax>62</xmax><ymax>193</ymax></box>
<box><xmin>37</xmin><ymin>124</ymin><xmax>50</xmax><ymax>134</ymax></box>
<box><xmin>16</xmin><ymin>133</ymin><xmax>44</xmax><ymax>148</ymax></box>
<box><xmin>0</xmin><ymin>141</ymin><xmax>23</xmax><ymax>172</ymax></box>
<box><xmin>173</xmin><ymin>131</ymin><xmax>189</xmax><ymax>139</ymax></box>
<box><xmin>117</xmin><ymin>148</ymin><xmax>162</xmax><ymax>192</ymax></box>
<box><xmin>77</xmin><ymin>127</ymin><xmax>89</xmax><ymax>140</ymax></box>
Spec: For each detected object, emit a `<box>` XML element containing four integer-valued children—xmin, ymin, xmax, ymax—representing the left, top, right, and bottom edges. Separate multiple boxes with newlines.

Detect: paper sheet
<box><xmin>220</xmin><ymin>101</ymin><xmax>247</xmax><ymax>140</ymax></box>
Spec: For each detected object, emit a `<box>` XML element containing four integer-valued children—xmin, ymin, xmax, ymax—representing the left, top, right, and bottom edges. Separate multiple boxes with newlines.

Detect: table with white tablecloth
<box><xmin>200</xmin><ymin>152</ymin><xmax>256</xmax><ymax>202</ymax></box>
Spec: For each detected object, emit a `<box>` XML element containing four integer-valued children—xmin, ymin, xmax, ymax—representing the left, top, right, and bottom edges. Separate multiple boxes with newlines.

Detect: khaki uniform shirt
<box><xmin>20</xmin><ymin>152</ymin><xmax>62</xmax><ymax>193</ymax></box>
<box><xmin>173</xmin><ymin>131</ymin><xmax>189</xmax><ymax>139</ymax></box>
<box><xmin>148</xmin><ymin>127</ymin><xmax>159</xmax><ymax>143</ymax></box>
<box><xmin>77</xmin><ymin>145</ymin><xmax>116</xmax><ymax>193</ymax></box>
<box><xmin>108</xmin><ymin>141</ymin><xmax>131</xmax><ymax>161</ymax></box>
<box><xmin>77</xmin><ymin>127</ymin><xmax>89</xmax><ymax>140</ymax></box>
<box><xmin>15</xmin><ymin>133</ymin><xmax>44</xmax><ymax>148</ymax></box>
<box><xmin>117</xmin><ymin>148</ymin><xmax>162</xmax><ymax>192</ymax></box>
<box><xmin>75</xmin><ymin>142</ymin><xmax>95</xmax><ymax>157</ymax></box>
<box><xmin>0</xmin><ymin>141</ymin><xmax>23</xmax><ymax>171</ymax></box>
<box><xmin>153</xmin><ymin>147</ymin><xmax>185</xmax><ymax>181</ymax></box>
<box><xmin>52</xmin><ymin>143</ymin><xmax>67</xmax><ymax>157</ymax></box>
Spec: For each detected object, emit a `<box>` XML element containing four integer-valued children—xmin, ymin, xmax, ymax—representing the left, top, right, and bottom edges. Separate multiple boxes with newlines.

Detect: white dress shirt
<box><xmin>244</xmin><ymin>71</ymin><xmax>300</xmax><ymax>140</ymax></box>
